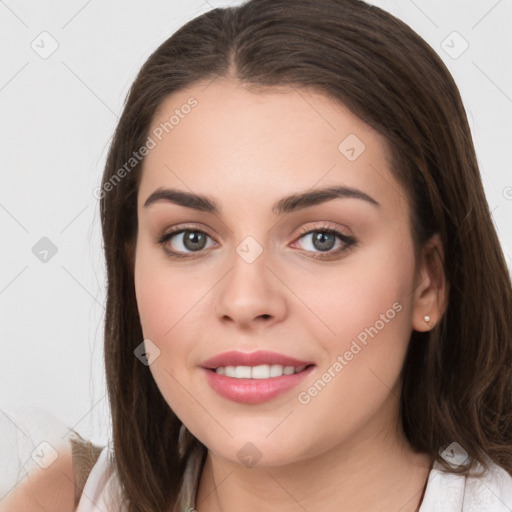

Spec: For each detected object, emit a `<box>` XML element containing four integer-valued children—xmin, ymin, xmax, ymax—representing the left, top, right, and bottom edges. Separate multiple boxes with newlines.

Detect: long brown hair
<box><xmin>99</xmin><ymin>0</ymin><xmax>512</xmax><ymax>510</ymax></box>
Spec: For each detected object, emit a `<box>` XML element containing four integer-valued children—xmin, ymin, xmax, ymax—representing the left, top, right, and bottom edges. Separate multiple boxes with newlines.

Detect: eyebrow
<box><xmin>143</xmin><ymin>185</ymin><xmax>380</xmax><ymax>215</ymax></box>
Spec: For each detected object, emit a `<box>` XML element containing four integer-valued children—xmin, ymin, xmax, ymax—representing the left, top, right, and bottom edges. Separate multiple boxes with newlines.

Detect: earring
<box><xmin>424</xmin><ymin>315</ymin><xmax>430</xmax><ymax>323</ymax></box>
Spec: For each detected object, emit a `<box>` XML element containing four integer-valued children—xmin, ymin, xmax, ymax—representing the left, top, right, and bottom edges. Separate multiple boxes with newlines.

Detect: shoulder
<box><xmin>0</xmin><ymin>405</ymin><xmax>104</xmax><ymax>512</ymax></box>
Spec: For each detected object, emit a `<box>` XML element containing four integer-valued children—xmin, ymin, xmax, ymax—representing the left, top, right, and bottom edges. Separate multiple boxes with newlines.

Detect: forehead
<box><xmin>138</xmin><ymin>79</ymin><xmax>405</xmax><ymax>216</ymax></box>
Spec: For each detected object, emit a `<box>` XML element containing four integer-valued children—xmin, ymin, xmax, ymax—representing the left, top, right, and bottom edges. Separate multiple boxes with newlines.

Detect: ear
<box><xmin>411</xmin><ymin>233</ymin><xmax>449</xmax><ymax>332</ymax></box>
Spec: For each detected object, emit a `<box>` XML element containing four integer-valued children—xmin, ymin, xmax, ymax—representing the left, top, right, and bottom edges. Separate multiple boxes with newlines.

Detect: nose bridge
<box><xmin>235</xmin><ymin>234</ymin><xmax>266</xmax><ymax>266</ymax></box>
<box><xmin>227</xmin><ymin>233</ymin><xmax>272</xmax><ymax>295</ymax></box>
<box><xmin>214</xmin><ymin>232</ymin><xmax>287</xmax><ymax>325</ymax></box>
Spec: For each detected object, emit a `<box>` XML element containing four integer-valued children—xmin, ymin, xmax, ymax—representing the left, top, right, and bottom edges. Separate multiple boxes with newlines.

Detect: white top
<box><xmin>2</xmin><ymin>406</ymin><xmax>512</xmax><ymax>511</ymax></box>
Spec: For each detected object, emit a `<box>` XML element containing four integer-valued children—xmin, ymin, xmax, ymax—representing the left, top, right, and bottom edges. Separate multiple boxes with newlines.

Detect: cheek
<box><xmin>134</xmin><ymin>241</ymin><xmax>215</xmax><ymax>362</ymax></box>
<box><xmin>295</xmin><ymin>244</ymin><xmax>414</xmax><ymax>343</ymax></box>
<box><xmin>289</xmin><ymin>246</ymin><xmax>415</xmax><ymax>438</ymax></box>
<box><xmin>134</xmin><ymin>238</ymin><xmax>182</xmax><ymax>347</ymax></box>
<box><xmin>134</xmin><ymin>245</ymin><xmax>202</xmax><ymax>418</ymax></box>
<box><xmin>134</xmin><ymin>257</ymin><xmax>168</xmax><ymax>340</ymax></box>
<box><xmin>289</xmin><ymin>237</ymin><xmax>417</xmax><ymax>406</ymax></box>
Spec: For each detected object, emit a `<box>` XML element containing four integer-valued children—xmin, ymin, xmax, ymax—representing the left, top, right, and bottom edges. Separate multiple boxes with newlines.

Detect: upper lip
<box><xmin>200</xmin><ymin>350</ymin><xmax>315</xmax><ymax>369</ymax></box>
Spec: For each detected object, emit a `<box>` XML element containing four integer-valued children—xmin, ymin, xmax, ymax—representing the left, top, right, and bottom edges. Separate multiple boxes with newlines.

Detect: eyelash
<box><xmin>157</xmin><ymin>223</ymin><xmax>358</xmax><ymax>261</ymax></box>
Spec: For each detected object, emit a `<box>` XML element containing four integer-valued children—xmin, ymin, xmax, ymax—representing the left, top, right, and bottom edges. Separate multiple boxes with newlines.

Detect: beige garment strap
<box><xmin>69</xmin><ymin>430</ymin><xmax>104</xmax><ymax>508</ymax></box>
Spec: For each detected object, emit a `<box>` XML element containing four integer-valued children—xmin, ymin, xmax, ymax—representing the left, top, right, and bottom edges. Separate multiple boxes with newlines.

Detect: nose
<box><xmin>214</xmin><ymin>245</ymin><xmax>287</xmax><ymax>330</ymax></box>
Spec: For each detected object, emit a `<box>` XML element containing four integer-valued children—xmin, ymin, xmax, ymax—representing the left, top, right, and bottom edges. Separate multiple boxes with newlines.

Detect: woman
<box><xmin>3</xmin><ymin>0</ymin><xmax>512</xmax><ymax>511</ymax></box>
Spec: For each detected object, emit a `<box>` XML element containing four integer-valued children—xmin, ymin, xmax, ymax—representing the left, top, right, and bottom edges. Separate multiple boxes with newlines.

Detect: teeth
<box><xmin>215</xmin><ymin>364</ymin><xmax>307</xmax><ymax>379</ymax></box>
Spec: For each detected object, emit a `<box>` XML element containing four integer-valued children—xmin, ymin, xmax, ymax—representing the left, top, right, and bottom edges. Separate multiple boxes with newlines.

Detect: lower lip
<box><xmin>201</xmin><ymin>366</ymin><xmax>315</xmax><ymax>404</ymax></box>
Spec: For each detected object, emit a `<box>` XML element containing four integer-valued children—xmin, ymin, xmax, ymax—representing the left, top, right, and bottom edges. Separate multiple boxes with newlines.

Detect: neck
<box><xmin>194</xmin><ymin>416</ymin><xmax>433</xmax><ymax>512</ymax></box>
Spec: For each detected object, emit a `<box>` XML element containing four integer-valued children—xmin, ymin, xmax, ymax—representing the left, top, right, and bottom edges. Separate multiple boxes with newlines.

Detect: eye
<box><xmin>158</xmin><ymin>227</ymin><xmax>217</xmax><ymax>259</ymax></box>
<box><xmin>157</xmin><ymin>223</ymin><xmax>357</xmax><ymax>260</ymax></box>
<box><xmin>291</xmin><ymin>225</ymin><xmax>357</xmax><ymax>260</ymax></box>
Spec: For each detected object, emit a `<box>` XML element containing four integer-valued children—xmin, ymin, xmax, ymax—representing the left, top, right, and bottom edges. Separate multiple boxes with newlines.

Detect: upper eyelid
<box><xmin>160</xmin><ymin>224</ymin><xmax>217</xmax><ymax>241</ymax></box>
<box><xmin>162</xmin><ymin>222</ymin><xmax>348</xmax><ymax>240</ymax></box>
<box><xmin>295</xmin><ymin>222</ymin><xmax>347</xmax><ymax>235</ymax></box>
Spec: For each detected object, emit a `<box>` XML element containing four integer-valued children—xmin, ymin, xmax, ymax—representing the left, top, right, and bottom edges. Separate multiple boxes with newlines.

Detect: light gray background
<box><xmin>1</xmin><ymin>0</ymin><xmax>511</xmax><ymax>447</ymax></box>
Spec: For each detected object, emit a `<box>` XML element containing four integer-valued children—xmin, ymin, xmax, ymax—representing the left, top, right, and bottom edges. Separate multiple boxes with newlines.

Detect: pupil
<box><xmin>313</xmin><ymin>231</ymin><xmax>335</xmax><ymax>251</ymax></box>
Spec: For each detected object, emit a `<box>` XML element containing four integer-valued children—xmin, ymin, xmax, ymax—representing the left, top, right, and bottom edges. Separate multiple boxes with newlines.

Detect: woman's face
<box><xmin>134</xmin><ymin>79</ymin><xmax>433</xmax><ymax>467</ymax></box>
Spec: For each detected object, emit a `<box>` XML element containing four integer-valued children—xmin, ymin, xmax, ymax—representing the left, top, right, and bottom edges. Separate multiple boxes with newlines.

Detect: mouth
<box><xmin>207</xmin><ymin>363</ymin><xmax>315</xmax><ymax>379</ymax></box>
<box><xmin>201</xmin><ymin>363</ymin><xmax>316</xmax><ymax>404</ymax></box>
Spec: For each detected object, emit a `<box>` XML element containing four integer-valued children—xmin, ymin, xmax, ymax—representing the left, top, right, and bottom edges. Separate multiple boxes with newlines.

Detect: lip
<box><xmin>202</xmin><ymin>365</ymin><xmax>315</xmax><ymax>404</ymax></box>
<box><xmin>200</xmin><ymin>350</ymin><xmax>314</xmax><ymax>369</ymax></box>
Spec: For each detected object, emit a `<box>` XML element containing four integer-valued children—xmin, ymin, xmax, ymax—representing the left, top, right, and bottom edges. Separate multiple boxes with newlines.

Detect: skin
<box><xmin>134</xmin><ymin>78</ymin><xmax>447</xmax><ymax>511</ymax></box>
<box><xmin>0</xmin><ymin>441</ymin><xmax>76</xmax><ymax>512</ymax></box>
